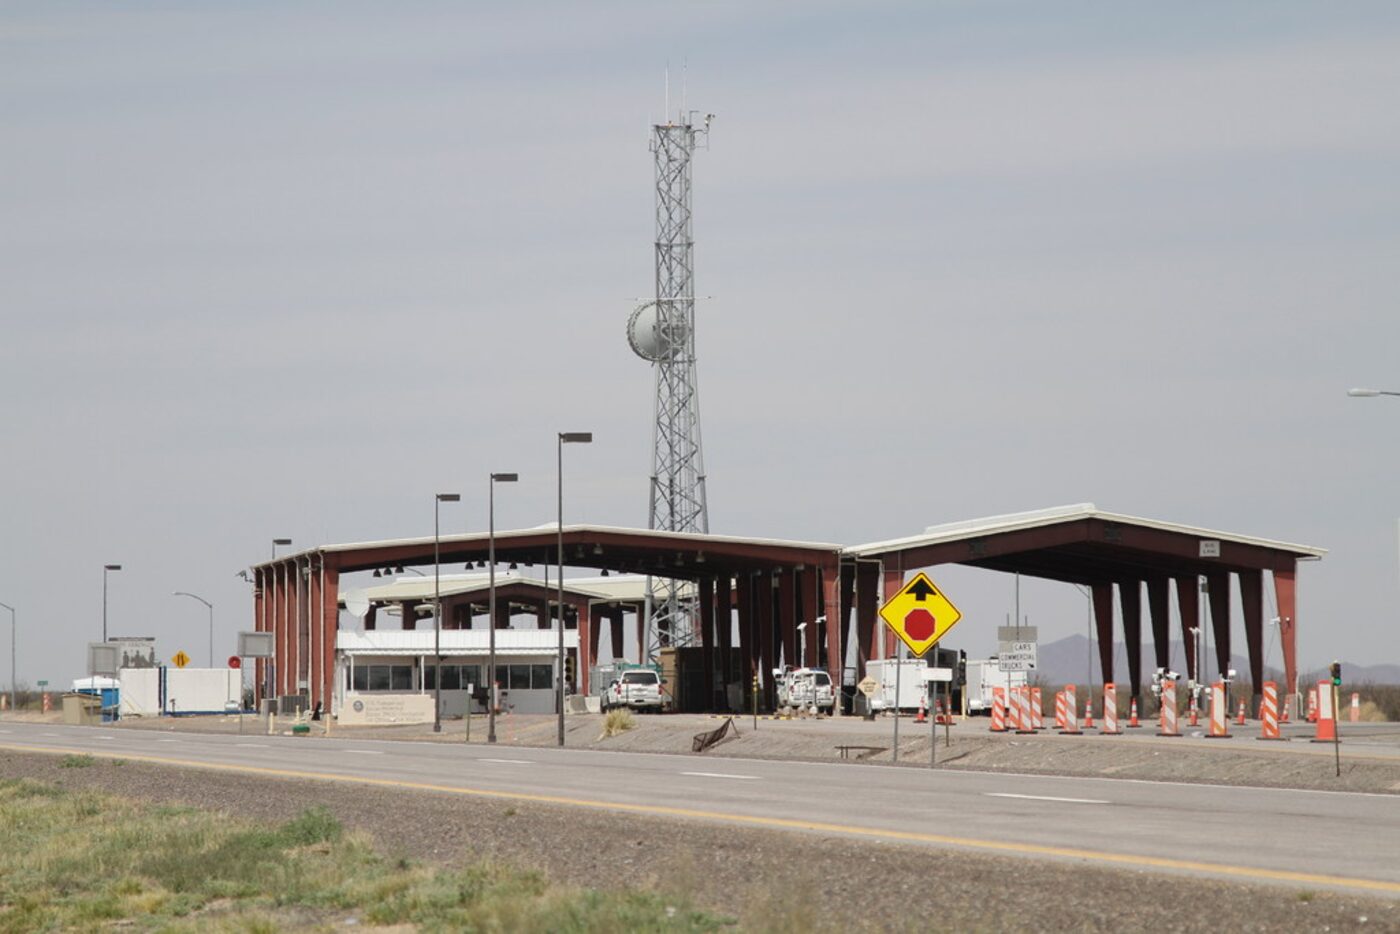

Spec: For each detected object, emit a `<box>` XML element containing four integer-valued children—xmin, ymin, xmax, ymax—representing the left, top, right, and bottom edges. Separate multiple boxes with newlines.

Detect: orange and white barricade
<box><xmin>1258</xmin><ymin>681</ymin><xmax>1284</xmax><ymax>741</ymax></box>
<box><xmin>1101</xmin><ymin>683</ymin><xmax>1121</xmax><ymax>734</ymax></box>
<box><xmin>42</xmin><ymin>693</ymin><xmax>51</xmax><ymax>713</ymax></box>
<box><xmin>1157</xmin><ymin>679</ymin><xmax>1181</xmax><ymax>736</ymax></box>
<box><xmin>1350</xmin><ymin>692</ymin><xmax>1361</xmax><ymax>723</ymax></box>
<box><xmin>1031</xmin><ymin>687</ymin><xmax>1043</xmax><ymax>730</ymax></box>
<box><xmin>1128</xmin><ymin>697</ymin><xmax>1141</xmax><ymax>728</ymax></box>
<box><xmin>0</xmin><ymin>694</ymin><xmax>6</xmax><ymax>712</ymax></box>
<box><xmin>1312</xmin><ymin>680</ymin><xmax>1338</xmax><ymax>743</ymax></box>
<box><xmin>1014</xmin><ymin>687</ymin><xmax>1035</xmax><ymax>734</ymax></box>
<box><xmin>990</xmin><ymin>686</ymin><xmax>1007</xmax><ymax>732</ymax></box>
<box><xmin>1060</xmin><ymin>685</ymin><xmax>1082</xmax><ymax>735</ymax></box>
<box><xmin>1306</xmin><ymin>688</ymin><xmax>1318</xmax><ymax>723</ymax></box>
<box><xmin>1205</xmin><ymin>682</ymin><xmax>1229</xmax><ymax>738</ymax></box>
<box><xmin>1054</xmin><ymin>690</ymin><xmax>1067</xmax><ymax>730</ymax></box>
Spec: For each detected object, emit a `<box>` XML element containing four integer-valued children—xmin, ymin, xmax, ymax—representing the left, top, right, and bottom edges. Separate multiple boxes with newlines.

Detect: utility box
<box><xmin>61</xmin><ymin>693</ymin><xmax>102</xmax><ymax>726</ymax></box>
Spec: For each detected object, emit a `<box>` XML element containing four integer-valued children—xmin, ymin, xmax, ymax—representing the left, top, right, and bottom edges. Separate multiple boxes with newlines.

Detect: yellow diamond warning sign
<box><xmin>877</xmin><ymin>572</ymin><xmax>962</xmax><ymax>658</ymax></box>
<box><xmin>171</xmin><ymin>651</ymin><xmax>190</xmax><ymax>669</ymax></box>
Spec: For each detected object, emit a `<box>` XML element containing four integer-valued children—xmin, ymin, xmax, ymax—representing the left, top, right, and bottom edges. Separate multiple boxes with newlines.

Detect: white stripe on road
<box><xmin>481</xmin><ymin>758</ymin><xmax>533</xmax><ymax>765</ymax></box>
<box><xmin>342</xmin><ymin>750</ymin><xmax>384</xmax><ymax>756</ymax></box>
<box><xmin>681</xmin><ymin>771</ymin><xmax>761</xmax><ymax>781</ymax></box>
<box><xmin>157</xmin><ymin>739</ymin><xmax>179</xmax><ymax>743</ymax></box>
<box><xmin>235</xmin><ymin>743</ymin><xmax>269</xmax><ymax>748</ymax></box>
<box><xmin>985</xmin><ymin>793</ymin><xmax>1109</xmax><ymax>805</ymax></box>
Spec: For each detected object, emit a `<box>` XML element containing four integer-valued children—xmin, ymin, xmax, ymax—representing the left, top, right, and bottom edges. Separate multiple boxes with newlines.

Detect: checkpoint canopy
<box><xmin>845</xmin><ymin>504</ymin><xmax>1324</xmax><ymax>709</ymax></box>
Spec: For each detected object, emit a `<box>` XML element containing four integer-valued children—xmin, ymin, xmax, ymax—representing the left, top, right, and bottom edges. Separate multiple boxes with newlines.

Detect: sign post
<box><xmin>878</xmin><ymin>573</ymin><xmax>962</xmax><ymax>769</ymax></box>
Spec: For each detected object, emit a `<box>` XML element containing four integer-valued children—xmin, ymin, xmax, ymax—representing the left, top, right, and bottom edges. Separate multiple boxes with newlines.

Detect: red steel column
<box><xmin>854</xmin><ymin>562</ymin><xmax>878</xmax><ymax>679</ymax></box>
<box><xmin>1092</xmin><ymin>582</ymin><xmax>1114</xmax><ymax>687</ymax></box>
<box><xmin>699</xmin><ymin>577</ymin><xmax>715</xmax><ymax>708</ymax></box>
<box><xmin>822</xmin><ymin>560</ymin><xmax>842</xmax><ymax>689</ymax></box>
<box><xmin>1273</xmin><ymin>567</ymin><xmax>1298</xmax><ymax>704</ymax></box>
<box><xmin>275</xmin><ymin>563</ymin><xmax>287</xmax><ymax>696</ymax></box>
<box><xmin>320</xmin><ymin>564</ymin><xmax>338</xmax><ymax>714</ymax></box>
<box><xmin>881</xmin><ymin>564</ymin><xmax>904</xmax><ymax>659</ymax></box>
<box><xmin>253</xmin><ymin>570</ymin><xmax>265</xmax><ymax>705</ymax></box>
<box><xmin>757</xmin><ymin>573</ymin><xmax>777</xmax><ymax>709</ymax></box>
<box><xmin>1175</xmin><ymin>576</ymin><xmax>1200</xmax><ymax>683</ymax></box>
<box><xmin>778</xmin><ymin>569</ymin><xmax>797</xmax><ymax>670</ymax></box>
<box><xmin>803</xmin><ymin>567</ymin><xmax>821</xmax><ymax>668</ymax></box>
<box><xmin>1146</xmin><ymin>577</ymin><xmax>1171</xmax><ymax>673</ymax></box>
<box><xmin>1119</xmin><ymin>580</ymin><xmax>1143</xmax><ymax>702</ymax></box>
<box><xmin>587</xmin><ymin>605</ymin><xmax>603</xmax><ymax>669</ymax></box>
<box><xmin>308</xmin><ymin>560</ymin><xmax>322</xmax><ymax>709</ymax></box>
<box><xmin>1206</xmin><ymin>571</ymin><xmax>1231</xmax><ymax>682</ymax></box>
<box><xmin>735</xmin><ymin>574</ymin><xmax>755</xmax><ymax>692</ymax></box>
<box><xmin>1239</xmin><ymin>568</ymin><xmax>1264</xmax><ymax>715</ymax></box>
<box><xmin>716</xmin><ymin>575</ymin><xmax>734</xmax><ymax>689</ymax></box>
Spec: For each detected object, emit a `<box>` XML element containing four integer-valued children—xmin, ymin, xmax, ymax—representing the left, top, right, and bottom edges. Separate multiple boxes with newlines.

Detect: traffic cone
<box><xmin>1127</xmin><ymin>697</ymin><xmax>1141</xmax><ymax>728</ymax></box>
<box><xmin>914</xmin><ymin>692</ymin><xmax>927</xmax><ymax>724</ymax></box>
<box><xmin>1082</xmin><ymin>696</ymin><xmax>1095</xmax><ymax>730</ymax></box>
<box><xmin>1188</xmin><ymin>694</ymin><xmax>1200</xmax><ymax>727</ymax></box>
<box><xmin>1306</xmin><ymin>688</ymin><xmax>1318</xmax><ymax>723</ymax></box>
<box><xmin>1236</xmin><ymin>700</ymin><xmax>1247</xmax><ymax>726</ymax></box>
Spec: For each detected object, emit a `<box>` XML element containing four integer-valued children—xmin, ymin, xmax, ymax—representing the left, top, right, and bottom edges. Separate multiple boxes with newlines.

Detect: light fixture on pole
<box><xmin>102</xmin><ymin>564</ymin><xmax>122</xmax><ymax>643</ymax></box>
<box><xmin>557</xmin><ymin>432</ymin><xmax>593</xmax><ymax>747</ymax></box>
<box><xmin>172</xmin><ymin>591</ymin><xmax>214</xmax><ymax>667</ymax></box>
<box><xmin>487</xmin><ymin>472</ymin><xmax>518</xmax><ymax>744</ymax></box>
<box><xmin>433</xmin><ymin>492</ymin><xmax>461</xmax><ymax>734</ymax></box>
<box><xmin>271</xmin><ymin>538</ymin><xmax>292</xmax><ymax>559</ymax></box>
<box><xmin>0</xmin><ymin>601</ymin><xmax>14</xmax><ymax>712</ymax></box>
<box><xmin>1347</xmin><ymin>387</ymin><xmax>1400</xmax><ymax>398</ymax></box>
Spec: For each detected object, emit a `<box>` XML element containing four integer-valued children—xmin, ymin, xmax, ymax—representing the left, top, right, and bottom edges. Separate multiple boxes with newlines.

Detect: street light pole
<box><xmin>102</xmin><ymin>564</ymin><xmax>122</xmax><ymax>643</ymax></box>
<box><xmin>172</xmin><ymin>592</ymin><xmax>214</xmax><ymax>666</ymax></box>
<box><xmin>557</xmin><ymin>432</ymin><xmax>593</xmax><ymax>747</ymax></box>
<box><xmin>487</xmin><ymin>472</ymin><xmax>518</xmax><ymax>744</ymax></box>
<box><xmin>433</xmin><ymin>493</ymin><xmax>461</xmax><ymax>734</ymax></box>
<box><xmin>272</xmin><ymin>538</ymin><xmax>291</xmax><ymax>560</ymax></box>
<box><xmin>0</xmin><ymin>601</ymin><xmax>14</xmax><ymax>712</ymax></box>
<box><xmin>1347</xmin><ymin>388</ymin><xmax>1400</xmax><ymax>398</ymax></box>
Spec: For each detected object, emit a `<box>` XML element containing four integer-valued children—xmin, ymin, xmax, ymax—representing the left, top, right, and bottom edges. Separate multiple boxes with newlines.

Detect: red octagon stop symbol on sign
<box><xmin>904</xmin><ymin>608</ymin><xmax>936</xmax><ymax>642</ymax></box>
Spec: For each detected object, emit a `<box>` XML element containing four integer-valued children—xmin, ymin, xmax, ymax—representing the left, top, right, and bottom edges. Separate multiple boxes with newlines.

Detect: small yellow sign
<box><xmin>877</xmin><ymin>572</ymin><xmax>963</xmax><ymax>658</ymax></box>
<box><xmin>171</xmin><ymin>651</ymin><xmax>190</xmax><ymax>669</ymax></box>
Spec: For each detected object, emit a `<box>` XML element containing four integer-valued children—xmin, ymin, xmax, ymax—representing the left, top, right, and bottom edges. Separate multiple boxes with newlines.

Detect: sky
<box><xmin>3</xmin><ymin>2</ymin><xmax>1400</xmax><ymax>689</ymax></box>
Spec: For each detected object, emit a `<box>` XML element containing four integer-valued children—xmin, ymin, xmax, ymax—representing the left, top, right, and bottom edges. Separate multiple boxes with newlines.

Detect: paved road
<box><xmin>2</xmin><ymin>721</ymin><xmax>1397</xmax><ymax>897</ymax></box>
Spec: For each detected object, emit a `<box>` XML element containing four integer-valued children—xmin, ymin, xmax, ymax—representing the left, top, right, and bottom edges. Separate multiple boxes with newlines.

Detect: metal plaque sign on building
<box><xmin>997</xmin><ymin>626</ymin><xmax>1038</xmax><ymax>643</ymax></box>
<box><xmin>878</xmin><ymin>572</ymin><xmax>963</xmax><ymax>659</ymax></box>
<box><xmin>1199</xmin><ymin>540</ymin><xmax>1221</xmax><ymax>558</ymax></box>
<box><xmin>237</xmin><ymin>631</ymin><xmax>275</xmax><ymax>658</ymax></box>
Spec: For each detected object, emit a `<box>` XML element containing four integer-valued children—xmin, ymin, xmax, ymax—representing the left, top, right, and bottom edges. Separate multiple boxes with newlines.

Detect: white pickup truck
<box><xmin>774</xmin><ymin>667</ymin><xmax>835</xmax><ymax>714</ymax></box>
<box><xmin>600</xmin><ymin>668</ymin><xmax>664</xmax><ymax>713</ymax></box>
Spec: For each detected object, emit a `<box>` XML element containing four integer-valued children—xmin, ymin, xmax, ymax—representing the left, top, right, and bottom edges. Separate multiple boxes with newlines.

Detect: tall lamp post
<box><xmin>172</xmin><ymin>592</ymin><xmax>214</xmax><ymax>667</ymax></box>
<box><xmin>102</xmin><ymin>564</ymin><xmax>122</xmax><ymax>643</ymax></box>
<box><xmin>0</xmin><ymin>601</ymin><xmax>14</xmax><ymax>712</ymax></box>
<box><xmin>433</xmin><ymin>492</ymin><xmax>461</xmax><ymax>733</ymax></box>
<box><xmin>1348</xmin><ymin>388</ymin><xmax>1400</xmax><ymax>399</ymax></box>
<box><xmin>487</xmin><ymin>472</ymin><xmax>518</xmax><ymax>744</ymax></box>
<box><xmin>272</xmin><ymin>538</ymin><xmax>292</xmax><ymax>559</ymax></box>
<box><xmin>557</xmin><ymin>432</ymin><xmax>593</xmax><ymax>747</ymax></box>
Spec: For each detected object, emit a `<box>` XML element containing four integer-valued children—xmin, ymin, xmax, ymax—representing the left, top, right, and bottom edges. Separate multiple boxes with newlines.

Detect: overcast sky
<box><xmin>4</xmin><ymin>2</ymin><xmax>1399</xmax><ymax>688</ymax></box>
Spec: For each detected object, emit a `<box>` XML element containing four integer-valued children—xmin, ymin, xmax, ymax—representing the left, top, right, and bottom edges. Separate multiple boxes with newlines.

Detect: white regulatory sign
<box><xmin>998</xmin><ymin>649</ymin><xmax>1037</xmax><ymax>672</ymax></box>
<box><xmin>923</xmin><ymin>667</ymin><xmax>954</xmax><ymax>683</ymax></box>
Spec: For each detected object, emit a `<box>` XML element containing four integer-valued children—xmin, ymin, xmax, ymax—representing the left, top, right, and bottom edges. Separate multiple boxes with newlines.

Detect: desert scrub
<box><xmin>0</xmin><ymin>778</ymin><xmax>728</xmax><ymax>932</ymax></box>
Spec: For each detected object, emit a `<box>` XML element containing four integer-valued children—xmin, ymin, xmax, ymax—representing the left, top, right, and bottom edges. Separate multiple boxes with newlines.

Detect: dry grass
<box><xmin>599</xmin><ymin>708</ymin><xmax>637</xmax><ymax>739</ymax></box>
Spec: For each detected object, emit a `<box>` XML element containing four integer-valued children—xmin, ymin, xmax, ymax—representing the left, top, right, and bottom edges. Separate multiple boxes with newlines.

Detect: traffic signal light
<box><xmin>564</xmin><ymin>654</ymin><xmax>576</xmax><ymax>686</ymax></box>
<box><xmin>957</xmin><ymin>650</ymin><xmax>967</xmax><ymax>686</ymax></box>
<box><xmin>1330</xmin><ymin>661</ymin><xmax>1342</xmax><ymax>686</ymax></box>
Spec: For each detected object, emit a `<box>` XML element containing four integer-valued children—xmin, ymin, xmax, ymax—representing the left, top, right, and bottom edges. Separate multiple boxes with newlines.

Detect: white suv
<box><xmin>602</xmin><ymin>669</ymin><xmax>664</xmax><ymax>713</ymax></box>
<box><xmin>775</xmin><ymin>667</ymin><xmax>835</xmax><ymax>714</ymax></box>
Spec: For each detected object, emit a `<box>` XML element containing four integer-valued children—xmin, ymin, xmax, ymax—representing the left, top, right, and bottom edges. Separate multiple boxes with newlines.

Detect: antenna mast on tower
<box><xmin>626</xmin><ymin>109</ymin><xmax>714</xmax><ymax>656</ymax></box>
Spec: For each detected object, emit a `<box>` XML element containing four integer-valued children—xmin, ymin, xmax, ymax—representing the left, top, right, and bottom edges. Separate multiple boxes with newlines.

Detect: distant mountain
<box><xmin>1020</xmin><ymin>634</ymin><xmax>1399</xmax><ymax>686</ymax></box>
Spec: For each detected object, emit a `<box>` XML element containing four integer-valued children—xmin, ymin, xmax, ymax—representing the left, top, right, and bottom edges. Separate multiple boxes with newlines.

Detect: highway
<box><xmin>2</xmin><ymin>721</ymin><xmax>1398</xmax><ymax>898</ymax></box>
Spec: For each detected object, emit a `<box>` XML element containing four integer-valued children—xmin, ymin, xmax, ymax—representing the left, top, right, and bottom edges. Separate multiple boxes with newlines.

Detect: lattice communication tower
<box><xmin>626</xmin><ymin>112</ymin><xmax>714</xmax><ymax>656</ymax></box>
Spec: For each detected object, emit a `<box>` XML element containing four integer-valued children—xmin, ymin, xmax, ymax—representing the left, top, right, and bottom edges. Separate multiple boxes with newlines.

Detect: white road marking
<box><xmin>95</xmin><ymin>736</ymin><xmax>114</xmax><ymax>741</ymax></box>
<box><xmin>481</xmin><ymin>758</ymin><xmax>533</xmax><ymax>765</ymax></box>
<box><xmin>42</xmin><ymin>732</ymin><xmax>59</xmax><ymax>737</ymax></box>
<box><xmin>235</xmin><ymin>743</ymin><xmax>269</xmax><ymax>748</ymax></box>
<box><xmin>681</xmin><ymin>771</ymin><xmax>761</xmax><ymax>781</ymax></box>
<box><xmin>985</xmin><ymin>793</ymin><xmax>1109</xmax><ymax>805</ymax></box>
<box><xmin>157</xmin><ymin>739</ymin><xmax>179</xmax><ymax>743</ymax></box>
<box><xmin>342</xmin><ymin>749</ymin><xmax>384</xmax><ymax>756</ymax></box>
<box><xmin>0</xmin><ymin>730</ymin><xmax>11</xmax><ymax>734</ymax></box>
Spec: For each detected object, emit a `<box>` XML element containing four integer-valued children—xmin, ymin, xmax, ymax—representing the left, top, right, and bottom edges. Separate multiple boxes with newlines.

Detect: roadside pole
<box><xmin>928</xmin><ymin>670</ymin><xmax>935</xmax><ymax>768</ymax></box>
<box><xmin>893</xmin><ymin>644</ymin><xmax>901</xmax><ymax>763</ymax></box>
<box><xmin>752</xmin><ymin>666</ymin><xmax>758</xmax><ymax>731</ymax></box>
<box><xmin>944</xmin><ymin>680</ymin><xmax>951</xmax><ymax>747</ymax></box>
